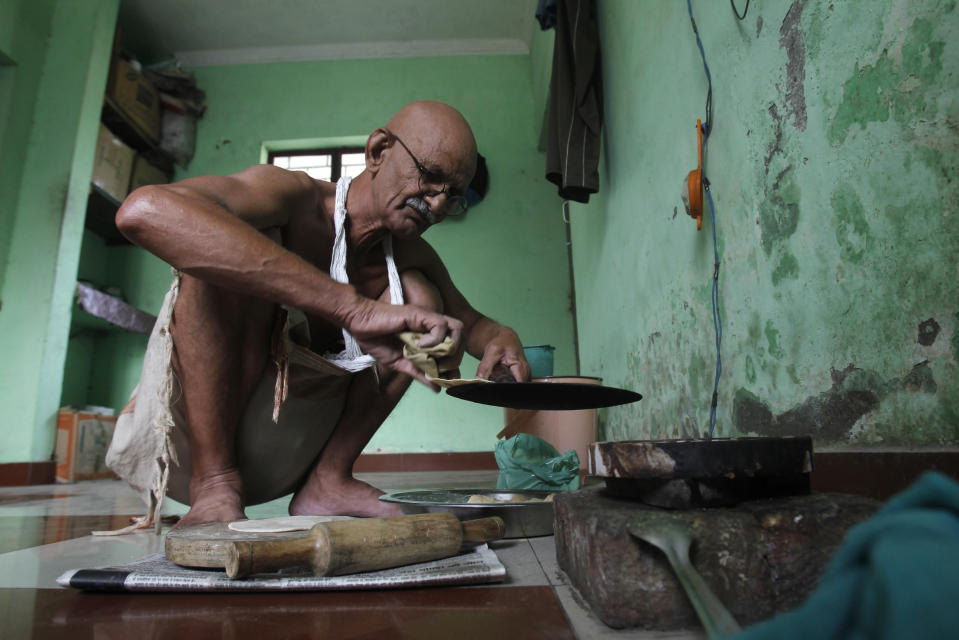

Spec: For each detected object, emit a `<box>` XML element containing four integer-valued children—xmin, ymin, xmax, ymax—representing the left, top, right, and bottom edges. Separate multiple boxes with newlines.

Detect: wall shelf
<box><xmin>101</xmin><ymin>96</ymin><xmax>174</xmax><ymax>174</ymax></box>
<box><xmin>72</xmin><ymin>281</ymin><xmax>156</xmax><ymax>336</ymax></box>
<box><xmin>87</xmin><ymin>96</ymin><xmax>175</xmax><ymax>245</ymax></box>
<box><xmin>85</xmin><ymin>184</ymin><xmax>129</xmax><ymax>245</ymax></box>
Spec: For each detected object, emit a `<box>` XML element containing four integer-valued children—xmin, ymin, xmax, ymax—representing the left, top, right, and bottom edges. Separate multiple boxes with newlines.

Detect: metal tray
<box><xmin>379</xmin><ymin>489</ymin><xmax>555</xmax><ymax>538</ymax></box>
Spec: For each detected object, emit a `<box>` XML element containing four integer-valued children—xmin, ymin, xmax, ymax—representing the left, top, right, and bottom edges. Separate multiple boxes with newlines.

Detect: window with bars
<box><xmin>268</xmin><ymin>147</ymin><xmax>366</xmax><ymax>181</ymax></box>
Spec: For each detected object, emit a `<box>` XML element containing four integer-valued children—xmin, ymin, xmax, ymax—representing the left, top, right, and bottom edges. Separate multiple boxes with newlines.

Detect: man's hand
<box><xmin>475</xmin><ymin>327</ymin><xmax>530</xmax><ymax>382</ymax></box>
<box><xmin>344</xmin><ymin>298</ymin><xmax>464</xmax><ymax>388</ymax></box>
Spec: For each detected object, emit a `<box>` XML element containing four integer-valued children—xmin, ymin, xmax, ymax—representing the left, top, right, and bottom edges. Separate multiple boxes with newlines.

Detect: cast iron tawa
<box><xmin>446</xmin><ymin>381</ymin><xmax>642</xmax><ymax>410</ymax></box>
<box><xmin>588</xmin><ymin>436</ymin><xmax>814</xmax><ymax>508</ymax></box>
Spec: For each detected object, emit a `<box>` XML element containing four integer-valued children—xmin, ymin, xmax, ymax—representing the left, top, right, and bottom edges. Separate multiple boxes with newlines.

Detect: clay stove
<box><xmin>553</xmin><ymin>436</ymin><xmax>880</xmax><ymax>630</ymax></box>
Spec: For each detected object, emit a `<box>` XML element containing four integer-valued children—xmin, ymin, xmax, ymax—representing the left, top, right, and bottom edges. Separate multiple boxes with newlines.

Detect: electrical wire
<box><xmin>686</xmin><ymin>0</ymin><xmax>713</xmax><ymax>134</ymax></box>
<box><xmin>687</xmin><ymin>0</ymin><xmax>723</xmax><ymax>438</ymax></box>
<box><xmin>704</xmin><ymin>140</ymin><xmax>723</xmax><ymax>438</ymax></box>
<box><xmin>730</xmin><ymin>0</ymin><xmax>750</xmax><ymax>21</ymax></box>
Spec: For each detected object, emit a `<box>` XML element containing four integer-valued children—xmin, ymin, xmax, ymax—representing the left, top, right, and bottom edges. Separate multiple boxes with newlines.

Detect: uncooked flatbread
<box><xmin>227</xmin><ymin>515</ymin><xmax>354</xmax><ymax>533</ymax></box>
<box><xmin>466</xmin><ymin>494</ymin><xmax>555</xmax><ymax>504</ymax></box>
<box><xmin>428</xmin><ymin>376</ymin><xmax>491</xmax><ymax>388</ymax></box>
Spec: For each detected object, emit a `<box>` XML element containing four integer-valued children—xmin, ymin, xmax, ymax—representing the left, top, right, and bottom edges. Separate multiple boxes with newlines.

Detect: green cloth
<box><xmin>726</xmin><ymin>471</ymin><xmax>959</xmax><ymax>640</ymax></box>
<box><xmin>494</xmin><ymin>433</ymin><xmax>581</xmax><ymax>491</ymax></box>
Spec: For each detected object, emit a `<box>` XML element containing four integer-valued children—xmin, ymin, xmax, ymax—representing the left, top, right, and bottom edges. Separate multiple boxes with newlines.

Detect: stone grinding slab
<box><xmin>553</xmin><ymin>485</ymin><xmax>880</xmax><ymax>630</ymax></box>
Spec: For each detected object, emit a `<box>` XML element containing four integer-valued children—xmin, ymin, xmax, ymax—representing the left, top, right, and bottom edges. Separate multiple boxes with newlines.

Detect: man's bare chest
<box><xmin>282</xmin><ymin>219</ymin><xmax>399</xmax><ymax>310</ymax></box>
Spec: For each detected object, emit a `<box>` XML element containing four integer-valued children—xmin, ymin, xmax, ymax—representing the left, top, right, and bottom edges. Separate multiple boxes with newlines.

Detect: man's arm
<box><xmin>461</xmin><ymin>315</ymin><xmax>529</xmax><ymax>382</ymax></box>
<box><xmin>116</xmin><ymin>165</ymin><xmax>462</xmax><ymax>385</ymax></box>
<box><xmin>117</xmin><ymin>165</ymin><xmax>348</xmax><ymax>317</ymax></box>
<box><xmin>396</xmin><ymin>238</ymin><xmax>530</xmax><ymax>382</ymax></box>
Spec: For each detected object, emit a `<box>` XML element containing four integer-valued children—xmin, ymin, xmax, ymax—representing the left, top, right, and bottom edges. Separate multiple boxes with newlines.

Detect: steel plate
<box><xmin>379</xmin><ymin>488</ymin><xmax>556</xmax><ymax>538</ymax></box>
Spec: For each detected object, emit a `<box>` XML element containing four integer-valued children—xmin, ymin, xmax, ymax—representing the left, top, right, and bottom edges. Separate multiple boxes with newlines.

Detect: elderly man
<box><xmin>106</xmin><ymin>101</ymin><xmax>529</xmax><ymax>530</ymax></box>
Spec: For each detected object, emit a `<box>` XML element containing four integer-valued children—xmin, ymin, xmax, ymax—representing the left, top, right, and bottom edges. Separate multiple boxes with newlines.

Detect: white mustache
<box><xmin>405</xmin><ymin>197</ymin><xmax>435</xmax><ymax>225</ymax></box>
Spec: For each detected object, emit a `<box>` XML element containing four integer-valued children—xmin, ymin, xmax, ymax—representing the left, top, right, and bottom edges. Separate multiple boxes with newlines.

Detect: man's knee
<box><xmin>395</xmin><ymin>269</ymin><xmax>443</xmax><ymax>313</ymax></box>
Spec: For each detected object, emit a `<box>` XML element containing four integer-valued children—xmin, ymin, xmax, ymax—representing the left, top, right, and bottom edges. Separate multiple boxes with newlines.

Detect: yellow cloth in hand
<box><xmin>398</xmin><ymin>331</ymin><xmax>456</xmax><ymax>379</ymax></box>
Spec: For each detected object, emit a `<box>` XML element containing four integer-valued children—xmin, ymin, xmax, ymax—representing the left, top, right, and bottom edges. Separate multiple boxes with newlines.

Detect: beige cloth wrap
<box><xmin>398</xmin><ymin>331</ymin><xmax>491</xmax><ymax>388</ymax></box>
<box><xmin>398</xmin><ymin>331</ymin><xmax>456</xmax><ymax>378</ymax></box>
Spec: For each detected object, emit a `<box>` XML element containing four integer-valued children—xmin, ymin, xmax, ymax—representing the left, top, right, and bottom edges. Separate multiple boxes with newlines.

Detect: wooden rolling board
<box><xmin>165</xmin><ymin>520</ymin><xmax>331</xmax><ymax>569</ymax></box>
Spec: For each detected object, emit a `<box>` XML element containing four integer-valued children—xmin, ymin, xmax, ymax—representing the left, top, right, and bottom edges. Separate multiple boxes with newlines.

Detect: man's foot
<box><xmin>173</xmin><ymin>471</ymin><xmax>246</xmax><ymax>529</ymax></box>
<box><xmin>289</xmin><ymin>474</ymin><xmax>404</xmax><ymax>518</ymax></box>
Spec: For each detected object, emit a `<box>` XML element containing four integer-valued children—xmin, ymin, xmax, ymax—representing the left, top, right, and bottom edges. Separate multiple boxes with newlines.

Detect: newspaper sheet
<box><xmin>57</xmin><ymin>545</ymin><xmax>505</xmax><ymax>592</ymax></box>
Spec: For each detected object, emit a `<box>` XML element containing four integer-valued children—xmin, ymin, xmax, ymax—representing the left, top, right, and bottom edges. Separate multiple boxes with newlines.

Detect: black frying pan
<box><xmin>445</xmin><ymin>367</ymin><xmax>642</xmax><ymax>410</ymax></box>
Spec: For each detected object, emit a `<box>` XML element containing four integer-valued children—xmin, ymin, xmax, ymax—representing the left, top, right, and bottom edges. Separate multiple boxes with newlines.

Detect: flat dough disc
<box><xmin>227</xmin><ymin>515</ymin><xmax>353</xmax><ymax>533</ymax></box>
<box><xmin>428</xmin><ymin>376</ymin><xmax>491</xmax><ymax>388</ymax></box>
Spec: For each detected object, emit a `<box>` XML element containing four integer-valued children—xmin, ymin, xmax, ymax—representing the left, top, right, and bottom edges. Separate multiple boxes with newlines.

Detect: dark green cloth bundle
<box><xmin>729</xmin><ymin>471</ymin><xmax>959</xmax><ymax>640</ymax></box>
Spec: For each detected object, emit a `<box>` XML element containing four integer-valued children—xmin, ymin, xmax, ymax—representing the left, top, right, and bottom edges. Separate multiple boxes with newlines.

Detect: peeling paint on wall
<box><xmin>952</xmin><ymin>312</ymin><xmax>959</xmax><ymax>362</ymax></box>
<box><xmin>734</xmin><ymin>358</ymin><xmax>953</xmax><ymax>445</ymax></box>
<box><xmin>828</xmin><ymin>17</ymin><xmax>946</xmax><ymax>145</ymax></box>
<box><xmin>759</xmin><ymin>162</ymin><xmax>801</xmax><ymax>255</ymax></box>
<box><xmin>581</xmin><ymin>0</ymin><xmax>958</xmax><ymax>448</ymax></box>
<box><xmin>918</xmin><ymin>318</ymin><xmax>941</xmax><ymax>346</ymax></box>
<box><xmin>771</xmin><ymin>251</ymin><xmax>798</xmax><ymax>285</ymax></box>
<box><xmin>779</xmin><ymin>0</ymin><xmax>808</xmax><ymax>132</ymax></box>
<box><xmin>765</xmin><ymin>321</ymin><xmax>786</xmax><ymax>360</ymax></box>
<box><xmin>830</xmin><ymin>185</ymin><xmax>874</xmax><ymax>264</ymax></box>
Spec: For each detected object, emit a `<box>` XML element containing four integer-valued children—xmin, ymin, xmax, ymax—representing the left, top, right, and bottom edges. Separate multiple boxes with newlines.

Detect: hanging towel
<box><xmin>545</xmin><ymin>0</ymin><xmax>603</xmax><ymax>204</ymax></box>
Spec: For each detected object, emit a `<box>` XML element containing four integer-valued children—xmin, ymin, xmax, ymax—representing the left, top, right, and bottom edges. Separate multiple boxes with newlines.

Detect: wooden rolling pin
<box><xmin>225</xmin><ymin>513</ymin><xmax>505</xmax><ymax>579</ymax></box>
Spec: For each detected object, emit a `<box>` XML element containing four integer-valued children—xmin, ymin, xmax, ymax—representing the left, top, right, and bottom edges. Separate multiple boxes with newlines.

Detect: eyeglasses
<box><xmin>386</xmin><ymin>130</ymin><xmax>468</xmax><ymax>216</ymax></box>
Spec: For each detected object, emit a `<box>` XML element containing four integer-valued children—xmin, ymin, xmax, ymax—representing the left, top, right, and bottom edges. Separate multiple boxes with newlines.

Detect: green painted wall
<box><xmin>0</xmin><ymin>0</ymin><xmax>119</xmax><ymax>463</ymax></box>
<box><xmin>529</xmin><ymin>22</ymin><xmax>555</xmax><ymax>150</ymax></box>
<box><xmin>573</xmin><ymin>0</ymin><xmax>958</xmax><ymax>448</ymax></box>
<box><xmin>61</xmin><ymin>229</ymin><xmax>149</xmax><ymax>411</ymax></box>
<box><xmin>0</xmin><ymin>0</ymin><xmax>55</xmax><ymax>300</ymax></box>
<box><xmin>108</xmin><ymin>54</ymin><xmax>576</xmax><ymax>453</ymax></box>
<box><xmin>60</xmin><ymin>229</ymin><xmax>109</xmax><ymax>409</ymax></box>
<box><xmin>6</xmin><ymin>0</ymin><xmax>955</xmax><ymax>465</ymax></box>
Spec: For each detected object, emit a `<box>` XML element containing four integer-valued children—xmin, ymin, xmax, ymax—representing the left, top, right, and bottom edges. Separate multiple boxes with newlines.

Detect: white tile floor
<box><xmin>0</xmin><ymin>473</ymin><xmax>702</xmax><ymax>639</ymax></box>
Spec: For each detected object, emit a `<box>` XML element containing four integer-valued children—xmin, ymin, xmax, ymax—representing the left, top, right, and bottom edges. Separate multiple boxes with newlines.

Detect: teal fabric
<box><xmin>494</xmin><ymin>433</ymin><xmax>580</xmax><ymax>491</ymax></box>
<box><xmin>727</xmin><ymin>472</ymin><xmax>959</xmax><ymax>640</ymax></box>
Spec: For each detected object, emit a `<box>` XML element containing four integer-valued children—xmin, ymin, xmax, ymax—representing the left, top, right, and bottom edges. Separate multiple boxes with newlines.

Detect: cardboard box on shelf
<box><xmin>106</xmin><ymin>56</ymin><xmax>161</xmax><ymax>144</ymax></box>
<box><xmin>55</xmin><ymin>408</ymin><xmax>118</xmax><ymax>483</ymax></box>
<box><xmin>92</xmin><ymin>123</ymin><xmax>135</xmax><ymax>202</ymax></box>
<box><xmin>129</xmin><ymin>154</ymin><xmax>169</xmax><ymax>192</ymax></box>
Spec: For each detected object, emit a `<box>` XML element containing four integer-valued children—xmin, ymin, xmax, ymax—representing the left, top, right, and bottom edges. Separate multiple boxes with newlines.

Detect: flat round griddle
<box><xmin>588</xmin><ymin>436</ymin><xmax>814</xmax><ymax>508</ymax></box>
<box><xmin>446</xmin><ymin>381</ymin><xmax>642</xmax><ymax>410</ymax></box>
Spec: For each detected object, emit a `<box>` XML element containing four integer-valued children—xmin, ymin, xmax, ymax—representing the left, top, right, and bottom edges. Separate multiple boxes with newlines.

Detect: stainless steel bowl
<box><xmin>379</xmin><ymin>488</ymin><xmax>555</xmax><ymax>538</ymax></box>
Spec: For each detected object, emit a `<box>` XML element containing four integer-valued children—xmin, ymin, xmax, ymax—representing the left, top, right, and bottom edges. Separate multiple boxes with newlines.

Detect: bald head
<box><xmin>386</xmin><ymin>101</ymin><xmax>478</xmax><ymax>186</ymax></box>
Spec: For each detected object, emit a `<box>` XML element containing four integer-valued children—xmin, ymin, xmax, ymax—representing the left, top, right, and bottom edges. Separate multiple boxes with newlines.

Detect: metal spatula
<box><xmin>628</xmin><ymin>513</ymin><xmax>740</xmax><ymax>638</ymax></box>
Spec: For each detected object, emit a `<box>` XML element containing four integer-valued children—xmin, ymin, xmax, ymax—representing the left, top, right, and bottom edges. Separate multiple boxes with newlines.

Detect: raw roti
<box><xmin>467</xmin><ymin>494</ymin><xmax>555</xmax><ymax>504</ymax></box>
<box><xmin>227</xmin><ymin>515</ymin><xmax>354</xmax><ymax>533</ymax></box>
<box><xmin>428</xmin><ymin>376</ymin><xmax>492</xmax><ymax>388</ymax></box>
